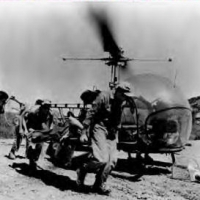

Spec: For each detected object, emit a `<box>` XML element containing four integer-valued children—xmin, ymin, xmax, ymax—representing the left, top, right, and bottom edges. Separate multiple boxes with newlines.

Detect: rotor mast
<box><xmin>109</xmin><ymin>62</ymin><xmax>121</xmax><ymax>89</ymax></box>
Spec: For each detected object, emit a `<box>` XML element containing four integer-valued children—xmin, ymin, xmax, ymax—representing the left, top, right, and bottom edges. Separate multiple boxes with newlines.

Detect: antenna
<box><xmin>93</xmin><ymin>85</ymin><xmax>97</xmax><ymax>91</ymax></box>
<box><xmin>173</xmin><ymin>68</ymin><xmax>178</xmax><ymax>88</ymax></box>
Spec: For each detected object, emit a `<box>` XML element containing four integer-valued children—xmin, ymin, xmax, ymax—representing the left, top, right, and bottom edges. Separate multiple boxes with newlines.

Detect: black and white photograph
<box><xmin>0</xmin><ymin>0</ymin><xmax>200</xmax><ymax>199</ymax></box>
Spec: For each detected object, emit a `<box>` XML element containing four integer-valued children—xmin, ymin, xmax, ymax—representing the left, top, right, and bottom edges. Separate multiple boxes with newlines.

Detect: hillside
<box><xmin>188</xmin><ymin>96</ymin><xmax>200</xmax><ymax>140</ymax></box>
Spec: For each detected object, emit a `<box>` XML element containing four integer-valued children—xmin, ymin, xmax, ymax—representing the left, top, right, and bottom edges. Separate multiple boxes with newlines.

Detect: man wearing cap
<box><xmin>8</xmin><ymin>99</ymin><xmax>44</xmax><ymax>160</ymax></box>
<box><xmin>23</xmin><ymin>99</ymin><xmax>53</xmax><ymax>169</ymax></box>
<box><xmin>76</xmin><ymin>81</ymin><xmax>134</xmax><ymax>195</ymax></box>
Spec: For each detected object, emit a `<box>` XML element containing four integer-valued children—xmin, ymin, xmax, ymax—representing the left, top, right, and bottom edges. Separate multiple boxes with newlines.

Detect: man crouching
<box><xmin>76</xmin><ymin>82</ymin><xmax>134</xmax><ymax>195</ymax></box>
<box><xmin>25</xmin><ymin>99</ymin><xmax>53</xmax><ymax>170</ymax></box>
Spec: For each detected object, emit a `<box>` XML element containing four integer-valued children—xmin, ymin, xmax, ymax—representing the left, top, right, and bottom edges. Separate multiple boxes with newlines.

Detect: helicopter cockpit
<box><xmin>119</xmin><ymin>73</ymin><xmax>192</xmax><ymax>153</ymax></box>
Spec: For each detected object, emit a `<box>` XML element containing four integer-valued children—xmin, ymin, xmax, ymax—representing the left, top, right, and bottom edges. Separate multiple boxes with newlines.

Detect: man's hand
<box><xmin>80</xmin><ymin>129</ymin><xmax>89</xmax><ymax>143</ymax></box>
<box><xmin>60</xmin><ymin>132</ymin><xmax>69</xmax><ymax>142</ymax></box>
<box><xmin>19</xmin><ymin>130</ymin><xmax>25</xmax><ymax>137</ymax></box>
<box><xmin>26</xmin><ymin>128</ymin><xmax>35</xmax><ymax>140</ymax></box>
<box><xmin>24</xmin><ymin>130</ymin><xmax>29</xmax><ymax>136</ymax></box>
<box><xmin>28</xmin><ymin>128</ymin><xmax>35</xmax><ymax>133</ymax></box>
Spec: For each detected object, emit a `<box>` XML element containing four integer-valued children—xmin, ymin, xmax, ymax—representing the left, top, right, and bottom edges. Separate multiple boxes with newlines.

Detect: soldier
<box><xmin>8</xmin><ymin>99</ymin><xmax>44</xmax><ymax>160</ymax></box>
<box><xmin>76</xmin><ymin>82</ymin><xmax>134</xmax><ymax>195</ymax></box>
<box><xmin>0</xmin><ymin>91</ymin><xmax>9</xmax><ymax>114</ymax></box>
<box><xmin>80</xmin><ymin>89</ymin><xmax>101</xmax><ymax>106</ymax></box>
<box><xmin>46</xmin><ymin>111</ymin><xmax>84</xmax><ymax>168</ymax></box>
<box><xmin>78</xmin><ymin>89</ymin><xmax>100</xmax><ymax>123</ymax></box>
<box><xmin>24</xmin><ymin>99</ymin><xmax>54</xmax><ymax>170</ymax></box>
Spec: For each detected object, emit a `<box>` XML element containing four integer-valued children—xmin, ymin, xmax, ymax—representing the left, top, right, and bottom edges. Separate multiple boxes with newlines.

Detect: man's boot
<box><xmin>29</xmin><ymin>159</ymin><xmax>37</xmax><ymax>171</ymax></box>
<box><xmin>8</xmin><ymin>150</ymin><xmax>16</xmax><ymax>160</ymax></box>
<box><xmin>92</xmin><ymin>162</ymin><xmax>111</xmax><ymax>195</ymax></box>
<box><xmin>92</xmin><ymin>183</ymin><xmax>111</xmax><ymax>195</ymax></box>
<box><xmin>76</xmin><ymin>168</ymin><xmax>87</xmax><ymax>191</ymax></box>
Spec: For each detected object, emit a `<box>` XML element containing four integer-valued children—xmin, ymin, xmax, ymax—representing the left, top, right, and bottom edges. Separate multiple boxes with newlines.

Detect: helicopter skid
<box><xmin>117</xmin><ymin>141</ymin><xmax>184</xmax><ymax>154</ymax></box>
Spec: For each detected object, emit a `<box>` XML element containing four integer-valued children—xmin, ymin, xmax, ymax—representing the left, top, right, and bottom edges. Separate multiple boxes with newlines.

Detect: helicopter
<box><xmin>59</xmin><ymin>9</ymin><xmax>192</xmax><ymax>168</ymax></box>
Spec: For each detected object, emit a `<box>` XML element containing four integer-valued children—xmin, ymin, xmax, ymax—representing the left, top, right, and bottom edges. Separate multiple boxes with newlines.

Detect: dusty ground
<box><xmin>0</xmin><ymin>139</ymin><xmax>200</xmax><ymax>200</ymax></box>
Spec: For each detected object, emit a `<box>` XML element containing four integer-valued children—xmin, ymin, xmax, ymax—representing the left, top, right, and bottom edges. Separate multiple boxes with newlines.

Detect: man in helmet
<box><xmin>76</xmin><ymin>82</ymin><xmax>134</xmax><ymax>195</ymax></box>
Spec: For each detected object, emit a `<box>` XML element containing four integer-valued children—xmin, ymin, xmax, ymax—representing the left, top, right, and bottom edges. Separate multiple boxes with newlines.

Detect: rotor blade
<box><xmin>126</xmin><ymin>58</ymin><xmax>172</xmax><ymax>62</ymax></box>
<box><xmin>62</xmin><ymin>56</ymin><xmax>172</xmax><ymax>64</ymax></box>
<box><xmin>89</xmin><ymin>10</ymin><xmax>122</xmax><ymax>59</ymax></box>
<box><xmin>62</xmin><ymin>57</ymin><xmax>110</xmax><ymax>61</ymax></box>
<box><xmin>119</xmin><ymin>57</ymin><xmax>172</xmax><ymax>79</ymax></box>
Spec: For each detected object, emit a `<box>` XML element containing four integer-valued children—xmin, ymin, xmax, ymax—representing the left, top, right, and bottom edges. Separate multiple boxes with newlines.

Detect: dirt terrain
<box><xmin>0</xmin><ymin>139</ymin><xmax>200</xmax><ymax>200</ymax></box>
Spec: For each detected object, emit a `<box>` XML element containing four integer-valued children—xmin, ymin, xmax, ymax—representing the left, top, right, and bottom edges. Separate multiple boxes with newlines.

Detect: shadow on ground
<box><xmin>112</xmin><ymin>157</ymin><xmax>172</xmax><ymax>180</ymax></box>
<box><xmin>10</xmin><ymin>162</ymin><xmax>91</xmax><ymax>194</ymax></box>
<box><xmin>45</xmin><ymin>153</ymin><xmax>172</xmax><ymax>182</ymax></box>
<box><xmin>5</xmin><ymin>155</ymin><xmax>26</xmax><ymax>160</ymax></box>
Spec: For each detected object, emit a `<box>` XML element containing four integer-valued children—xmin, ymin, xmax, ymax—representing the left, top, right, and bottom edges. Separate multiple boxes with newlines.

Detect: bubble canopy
<box><xmin>123</xmin><ymin>74</ymin><xmax>192</xmax><ymax>148</ymax></box>
<box><xmin>126</xmin><ymin>74</ymin><xmax>190</xmax><ymax>108</ymax></box>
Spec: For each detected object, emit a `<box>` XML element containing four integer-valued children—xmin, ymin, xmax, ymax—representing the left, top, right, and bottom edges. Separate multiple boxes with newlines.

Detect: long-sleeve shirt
<box><xmin>26</xmin><ymin>109</ymin><xmax>53</xmax><ymax>131</ymax></box>
<box><xmin>83</xmin><ymin>91</ymin><xmax>122</xmax><ymax>132</ymax></box>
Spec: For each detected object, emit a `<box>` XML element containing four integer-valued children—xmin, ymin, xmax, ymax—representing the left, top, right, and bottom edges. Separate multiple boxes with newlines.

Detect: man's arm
<box><xmin>82</xmin><ymin>94</ymin><xmax>102</xmax><ymax>128</ymax></box>
<box><xmin>18</xmin><ymin>106</ymin><xmax>31</xmax><ymax>135</ymax></box>
<box><xmin>80</xmin><ymin>94</ymin><xmax>102</xmax><ymax>143</ymax></box>
<box><xmin>41</xmin><ymin>114</ymin><xmax>54</xmax><ymax>131</ymax></box>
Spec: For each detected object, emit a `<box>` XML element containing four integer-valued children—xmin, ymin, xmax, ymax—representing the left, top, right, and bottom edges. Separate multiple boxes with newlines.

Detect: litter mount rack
<box><xmin>50</xmin><ymin>103</ymin><xmax>91</xmax><ymax>109</ymax></box>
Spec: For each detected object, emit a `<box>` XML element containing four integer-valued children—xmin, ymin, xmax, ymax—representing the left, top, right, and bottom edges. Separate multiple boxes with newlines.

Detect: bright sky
<box><xmin>0</xmin><ymin>0</ymin><xmax>200</xmax><ymax>104</ymax></box>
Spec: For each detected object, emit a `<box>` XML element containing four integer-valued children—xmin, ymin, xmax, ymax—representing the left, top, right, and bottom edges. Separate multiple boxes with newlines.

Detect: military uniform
<box><xmin>25</xmin><ymin>105</ymin><xmax>53</xmax><ymax>166</ymax></box>
<box><xmin>77</xmin><ymin>82</ymin><xmax>134</xmax><ymax>195</ymax></box>
<box><xmin>77</xmin><ymin>90</ymin><xmax>123</xmax><ymax>192</ymax></box>
<box><xmin>46</xmin><ymin>115</ymin><xmax>84</xmax><ymax>167</ymax></box>
<box><xmin>8</xmin><ymin>104</ymin><xmax>41</xmax><ymax>159</ymax></box>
